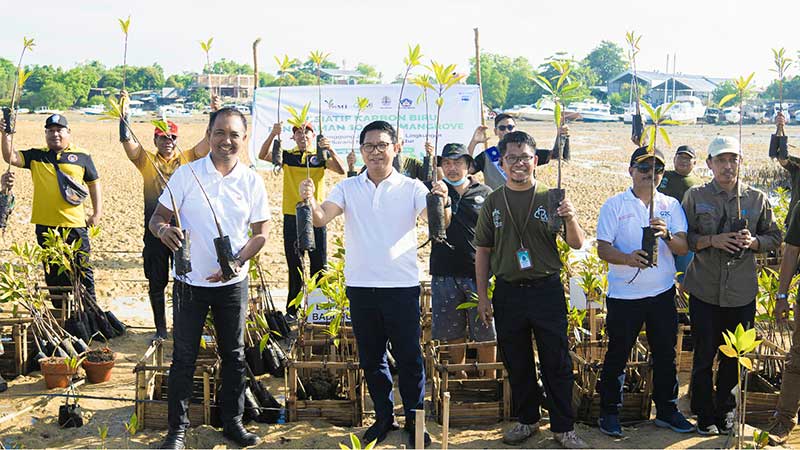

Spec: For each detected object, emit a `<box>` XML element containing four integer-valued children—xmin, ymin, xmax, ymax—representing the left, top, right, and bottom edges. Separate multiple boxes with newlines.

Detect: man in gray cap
<box><xmin>681</xmin><ymin>136</ymin><xmax>781</xmax><ymax>435</ymax></box>
<box><xmin>427</xmin><ymin>143</ymin><xmax>495</xmax><ymax>374</ymax></box>
<box><xmin>1</xmin><ymin>114</ymin><xmax>102</xmax><ymax>307</ymax></box>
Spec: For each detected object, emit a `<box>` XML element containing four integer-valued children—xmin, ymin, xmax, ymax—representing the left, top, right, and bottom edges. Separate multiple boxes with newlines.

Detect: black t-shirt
<box><xmin>427</xmin><ymin>177</ymin><xmax>493</xmax><ymax>278</ymax></box>
<box><xmin>782</xmin><ymin>156</ymin><xmax>800</xmax><ymax>214</ymax></box>
<box><xmin>785</xmin><ymin>202</ymin><xmax>800</xmax><ymax>246</ymax></box>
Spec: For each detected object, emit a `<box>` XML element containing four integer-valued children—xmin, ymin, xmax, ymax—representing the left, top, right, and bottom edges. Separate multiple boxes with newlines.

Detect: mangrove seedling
<box><xmin>309</xmin><ymin>50</ymin><xmax>331</xmax><ymax>162</ymax></box>
<box><xmin>719</xmin><ymin>73</ymin><xmax>756</xmax><ymax>259</ymax></box>
<box><xmin>118</xmin><ymin>16</ymin><xmax>131</xmax><ymax>90</ymax></box>
<box><xmin>286</xmin><ymin>103</ymin><xmax>317</xmax><ymax>253</ymax></box>
<box><xmin>348</xmin><ymin>96</ymin><xmax>370</xmax><ymax>174</ymax></box>
<box><xmin>533</xmin><ymin>58</ymin><xmax>582</xmax><ymax>233</ymax></box>
<box><xmin>97</xmin><ymin>423</ymin><xmax>109</xmax><ymax>450</ymax></box>
<box><xmin>769</xmin><ymin>48</ymin><xmax>792</xmax><ymax>159</ymax></box>
<box><xmin>394</xmin><ymin>44</ymin><xmax>423</xmax><ymax>170</ymax></box>
<box><xmin>200</xmin><ymin>37</ymin><xmax>214</xmax><ymax>96</ymax></box>
<box><xmin>124</xmin><ymin>412</ymin><xmax>138</xmax><ymax>449</ymax></box>
<box><xmin>340</xmin><ymin>433</ymin><xmax>377</xmax><ymax>450</ymax></box>
<box><xmin>426</xmin><ymin>61</ymin><xmax>465</xmax><ymax>245</ymax></box>
<box><xmin>719</xmin><ymin>324</ymin><xmax>762</xmax><ymax>449</ymax></box>
<box><xmin>271</xmin><ymin>55</ymin><xmax>298</xmax><ymax>169</ymax></box>
<box><xmin>625</xmin><ymin>31</ymin><xmax>645</xmax><ymax>146</ymax></box>
<box><xmin>411</xmin><ymin>74</ymin><xmax>435</xmax><ymax>180</ymax></box>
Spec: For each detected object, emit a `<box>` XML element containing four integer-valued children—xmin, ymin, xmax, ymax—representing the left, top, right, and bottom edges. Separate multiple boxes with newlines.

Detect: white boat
<box><xmin>568</xmin><ymin>101</ymin><xmax>619</xmax><ymax>122</ymax></box>
<box><xmin>512</xmin><ymin>103</ymin><xmax>554</xmax><ymax>122</ymax></box>
<box><xmin>623</xmin><ymin>105</ymin><xmax>651</xmax><ymax>124</ymax></box>
<box><xmin>666</xmin><ymin>102</ymin><xmax>697</xmax><ymax>125</ymax></box>
<box><xmin>723</xmin><ymin>106</ymin><xmax>741</xmax><ymax>124</ymax></box>
<box><xmin>159</xmin><ymin>105</ymin><xmax>192</xmax><ymax>118</ymax></box>
<box><xmin>81</xmin><ymin>105</ymin><xmax>105</xmax><ymax>115</ymax></box>
<box><xmin>671</xmin><ymin>96</ymin><xmax>706</xmax><ymax>122</ymax></box>
<box><xmin>35</xmin><ymin>107</ymin><xmax>63</xmax><ymax>115</ymax></box>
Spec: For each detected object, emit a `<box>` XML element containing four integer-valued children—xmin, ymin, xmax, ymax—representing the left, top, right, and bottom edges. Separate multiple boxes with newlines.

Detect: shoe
<box><xmin>765</xmin><ymin>419</ymin><xmax>793</xmax><ymax>446</ymax></box>
<box><xmin>405</xmin><ymin>418</ymin><xmax>432</xmax><ymax>448</ymax></box>
<box><xmin>151</xmin><ymin>328</ymin><xmax>168</xmax><ymax>342</ymax></box>
<box><xmin>222</xmin><ymin>421</ymin><xmax>262</xmax><ymax>447</ymax></box>
<box><xmin>502</xmin><ymin>422</ymin><xmax>539</xmax><ymax>445</ymax></box>
<box><xmin>598</xmin><ymin>414</ymin><xmax>623</xmax><ymax>438</ymax></box>
<box><xmin>160</xmin><ymin>429</ymin><xmax>186</xmax><ymax>449</ymax></box>
<box><xmin>362</xmin><ymin>418</ymin><xmax>399</xmax><ymax>445</ymax></box>
<box><xmin>553</xmin><ymin>430</ymin><xmax>589</xmax><ymax>449</ymax></box>
<box><xmin>696</xmin><ymin>423</ymin><xmax>720</xmax><ymax>436</ymax></box>
<box><xmin>285</xmin><ymin>313</ymin><xmax>298</xmax><ymax>324</ymax></box>
<box><xmin>0</xmin><ymin>375</ymin><xmax>7</xmax><ymax>393</ymax></box>
<box><xmin>718</xmin><ymin>410</ymin><xmax>735</xmax><ymax>434</ymax></box>
<box><xmin>654</xmin><ymin>410</ymin><xmax>695</xmax><ymax>433</ymax></box>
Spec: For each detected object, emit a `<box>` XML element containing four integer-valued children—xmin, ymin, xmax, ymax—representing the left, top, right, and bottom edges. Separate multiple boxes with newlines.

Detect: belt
<box><xmin>497</xmin><ymin>273</ymin><xmax>559</xmax><ymax>289</ymax></box>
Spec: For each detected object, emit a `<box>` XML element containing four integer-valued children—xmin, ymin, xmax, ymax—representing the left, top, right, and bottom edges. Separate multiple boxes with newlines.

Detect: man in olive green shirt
<box><xmin>775</xmin><ymin>113</ymin><xmax>800</xmax><ymax>217</ymax></box>
<box><xmin>474</xmin><ymin>131</ymin><xmax>587</xmax><ymax>449</ymax></box>
<box><xmin>681</xmin><ymin>136</ymin><xmax>782</xmax><ymax>435</ymax></box>
<box><xmin>762</xmin><ymin>204</ymin><xmax>800</xmax><ymax>445</ymax></box>
<box><xmin>659</xmin><ymin>145</ymin><xmax>703</xmax><ymax>282</ymax></box>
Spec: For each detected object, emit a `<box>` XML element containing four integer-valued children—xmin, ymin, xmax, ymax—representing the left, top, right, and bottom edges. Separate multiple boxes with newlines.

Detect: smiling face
<box><xmin>500</xmin><ymin>142</ymin><xmax>537</xmax><ymax>186</ymax></box>
<box><xmin>206</xmin><ymin>112</ymin><xmax>247</xmax><ymax>163</ymax></box>
<box><xmin>45</xmin><ymin>125</ymin><xmax>70</xmax><ymax>151</ymax></box>
<box><xmin>293</xmin><ymin>127</ymin><xmax>314</xmax><ymax>151</ymax></box>
<box><xmin>628</xmin><ymin>156</ymin><xmax>665</xmax><ymax>192</ymax></box>
<box><xmin>359</xmin><ymin>129</ymin><xmax>399</xmax><ymax>174</ymax></box>
<box><xmin>154</xmin><ymin>134</ymin><xmax>177</xmax><ymax>156</ymax></box>
<box><xmin>441</xmin><ymin>157</ymin><xmax>469</xmax><ymax>183</ymax></box>
<box><xmin>674</xmin><ymin>152</ymin><xmax>696</xmax><ymax>176</ymax></box>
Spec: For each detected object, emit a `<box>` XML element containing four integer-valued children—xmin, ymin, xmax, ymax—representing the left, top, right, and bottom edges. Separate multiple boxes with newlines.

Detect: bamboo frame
<box><xmin>0</xmin><ymin>321</ymin><xmax>31</xmax><ymax>377</ymax></box>
<box><xmin>285</xmin><ymin>358</ymin><xmax>363</xmax><ymax>427</ymax></box>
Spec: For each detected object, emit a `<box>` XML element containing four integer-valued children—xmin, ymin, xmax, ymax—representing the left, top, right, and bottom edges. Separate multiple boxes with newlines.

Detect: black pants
<box><xmin>689</xmin><ymin>295</ymin><xmax>756</xmax><ymax>425</ymax></box>
<box><xmin>35</xmin><ymin>225</ymin><xmax>96</xmax><ymax>308</ymax></box>
<box><xmin>143</xmin><ymin>230</ymin><xmax>171</xmax><ymax>327</ymax></box>
<box><xmin>348</xmin><ymin>286</ymin><xmax>425</xmax><ymax>422</ymax></box>
<box><xmin>493</xmin><ymin>276</ymin><xmax>575</xmax><ymax>433</ymax></box>
<box><xmin>168</xmin><ymin>279</ymin><xmax>248</xmax><ymax>430</ymax></box>
<box><xmin>283</xmin><ymin>214</ymin><xmax>327</xmax><ymax>316</ymax></box>
<box><xmin>599</xmin><ymin>286</ymin><xmax>679</xmax><ymax>417</ymax></box>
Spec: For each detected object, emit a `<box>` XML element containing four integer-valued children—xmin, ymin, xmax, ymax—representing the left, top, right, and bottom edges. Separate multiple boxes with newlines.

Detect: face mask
<box><xmin>444</xmin><ymin>177</ymin><xmax>467</xmax><ymax>186</ymax></box>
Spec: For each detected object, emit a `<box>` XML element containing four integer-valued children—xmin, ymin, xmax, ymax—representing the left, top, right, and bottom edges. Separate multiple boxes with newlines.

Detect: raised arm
<box><xmin>0</xmin><ymin>117</ymin><xmax>24</xmax><ymax>168</ymax></box>
<box><xmin>258</xmin><ymin>122</ymin><xmax>282</xmax><ymax>161</ymax></box>
<box><xmin>189</xmin><ymin>94</ymin><xmax>221</xmax><ymax>160</ymax></box>
<box><xmin>299</xmin><ymin>178</ymin><xmax>343</xmax><ymax>227</ymax></box>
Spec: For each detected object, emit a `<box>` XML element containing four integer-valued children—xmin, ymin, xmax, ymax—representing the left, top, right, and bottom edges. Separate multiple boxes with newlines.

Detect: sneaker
<box><xmin>718</xmin><ymin>410</ymin><xmax>735</xmax><ymax>433</ymax></box>
<box><xmin>697</xmin><ymin>423</ymin><xmax>720</xmax><ymax>436</ymax></box>
<box><xmin>598</xmin><ymin>414</ymin><xmax>623</xmax><ymax>438</ymax></box>
<box><xmin>362</xmin><ymin>418</ymin><xmax>399</xmax><ymax>445</ymax></box>
<box><xmin>553</xmin><ymin>430</ymin><xmax>589</xmax><ymax>449</ymax></box>
<box><xmin>765</xmin><ymin>419</ymin><xmax>793</xmax><ymax>446</ymax></box>
<box><xmin>654</xmin><ymin>410</ymin><xmax>695</xmax><ymax>433</ymax></box>
<box><xmin>502</xmin><ymin>422</ymin><xmax>539</xmax><ymax>445</ymax></box>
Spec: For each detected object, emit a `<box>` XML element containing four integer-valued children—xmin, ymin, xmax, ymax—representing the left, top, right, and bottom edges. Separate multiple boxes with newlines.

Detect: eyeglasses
<box><xmin>503</xmin><ymin>154</ymin><xmax>534</xmax><ymax>165</ymax></box>
<box><xmin>634</xmin><ymin>163</ymin><xmax>665</xmax><ymax>174</ymax></box>
<box><xmin>497</xmin><ymin>125</ymin><xmax>515</xmax><ymax>132</ymax></box>
<box><xmin>360</xmin><ymin>142</ymin><xmax>392</xmax><ymax>153</ymax></box>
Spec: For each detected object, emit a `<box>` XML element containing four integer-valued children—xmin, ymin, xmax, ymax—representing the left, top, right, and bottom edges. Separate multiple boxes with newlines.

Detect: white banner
<box><xmin>248</xmin><ymin>84</ymin><xmax>482</xmax><ymax>168</ymax></box>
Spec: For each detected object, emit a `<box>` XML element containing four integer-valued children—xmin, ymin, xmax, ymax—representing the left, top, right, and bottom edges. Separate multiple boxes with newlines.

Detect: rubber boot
<box><xmin>774</xmin><ymin>369</ymin><xmax>800</xmax><ymax>428</ymax></box>
<box><xmin>150</xmin><ymin>291</ymin><xmax>168</xmax><ymax>342</ymax></box>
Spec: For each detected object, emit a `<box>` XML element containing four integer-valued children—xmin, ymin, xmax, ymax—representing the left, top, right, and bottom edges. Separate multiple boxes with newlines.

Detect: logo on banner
<box><xmin>324</xmin><ymin>98</ymin><xmax>349</xmax><ymax>110</ymax></box>
<box><xmin>400</xmin><ymin>98</ymin><xmax>413</xmax><ymax>108</ymax></box>
<box><xmin>381</xmin><ymin>96</ymin><xmax>392</xmax><ymax>108</ymax></box>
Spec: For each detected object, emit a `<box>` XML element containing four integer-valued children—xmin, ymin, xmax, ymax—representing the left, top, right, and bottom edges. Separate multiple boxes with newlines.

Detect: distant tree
<box><xmin>87</xmin><ymin>95</ymin><xmax>106</xmax><ymax>105</ymax></box>
<box><xmin>296</xmin><ymin>58</ymin><xmax>339</xmax><ymax>83</ymax></box>
<box><xmin>258</xmin><ymin>72</ymin><xmax>276</xmax><ymax>87</ymax></box>
<box><xmin>0</xmin><ymin>58</ymin><xmax>17</xmax><ymax>104</ymax></box>
<box><xmin>165</xmin><ymin>73</ymin><xmax>196</xmax><ymax>89</ymax></box>
<box><xmin>207</xmin><ymin>58</ymin><xmax>252</xmax><ymax>75</ymax></box>
<box><xmin>188</xmin><ymin>87</ymin><xmax>210</xmax><ymax>104</ymax></box>
<box><xmin>33</xmin><ymin>81</ymin><xmax>72</xmax><ymax>109</ymax></box>
<box><xmin>583</xmin><ymin>41</ymin><xmax>628</xmax><ymax>85</ymax></box>
<box><xmin>503</xmin><ymin>57</ymin><xmax>538</xmax><ymax>109</ymax></box>
<box><xmin>712</xmin><ymin>80</ymin><xmax>739</xmax><ymax>105</ymax></box>
<box><xmin>468</xmin><ymin>52</ymin><xmax>511</xmax><ymax>109</ymax></box>
<box><xmin>762</xmin><ymin>75</ymin><xmax>800</xmax><ymax>101</ymax></box>
<box><xmin>356</xmin><ymin>63</ymin><xmax>380</xmax><ymax>84</ymax></box>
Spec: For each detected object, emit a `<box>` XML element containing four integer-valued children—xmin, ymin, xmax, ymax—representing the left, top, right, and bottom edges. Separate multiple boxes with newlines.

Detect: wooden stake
<box><xmin>415</xmin><ymin>409</ymin><xmax>425</xmax><ymax>449</ymax></box>
<box><xmin>441</xmin><ymin>392</ymin><xmax>451</xmax><ymax>450</ymax></box>
<box><xmin>252</xmin><ymin>38</ymin><xmax>261</xmax><ymax>94</ymax></box>
<box><xmin>473</xmin><ymin>28</ymin><xmax>485</xmax><ymax>128</ymax></box>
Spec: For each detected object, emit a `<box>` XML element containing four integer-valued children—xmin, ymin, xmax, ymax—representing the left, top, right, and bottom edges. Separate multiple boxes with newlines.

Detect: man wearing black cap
<box><xmin>427</xmin><ymin>143</ymin><xmax>495</xmax><ymax>372</ymax></box>
<box><xmin>1</xmin><ymin>114</ymin><xmax>102</xmax><ymax>307</ymax></box>
<box><xmin>258</xmin><ymin>121</ymin><xmax>345</xmax><ymax>318</ymax></box>
<box><xmin>118</xmin><ymin>90</ymin><xmax>216</xmax><ymax>341</ymax></box>
<box><xmin>595</xmin><ymin>146</ymin><xmax>693</xmax><ymax>438</ymax></box>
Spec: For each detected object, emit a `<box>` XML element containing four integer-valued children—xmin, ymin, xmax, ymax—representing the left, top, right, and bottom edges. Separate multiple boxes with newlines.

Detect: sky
<box><xmin>0</xmin><ymin>0</ymin><xmax>796</xmax><ymax>88</ymax></box>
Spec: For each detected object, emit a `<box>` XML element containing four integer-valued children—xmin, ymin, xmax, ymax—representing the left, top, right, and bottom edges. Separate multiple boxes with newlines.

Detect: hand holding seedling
<box><xmin>774</xmin><ymin>295</ymin><xmax>792</xmax><ymax>324</ymax></box>
<box><xmin>157</xmin><ymin>225</ymin><xmax>184</xmax><ymax>252</ymax></box>
<box><xmin>346</xmin><ymin>151</ymin><xmax>356</xmax><ymax>171</ymax></box>
<box><xmin>318</xmin><ymin>136</ymin><xmax>332</xmax><ymax>151</ymax></box>
<box><xmin>269</xmin><ymin>122</ymin><xmax>282</xmax><ymax>137</ymax></box>
<box><xmin>626</xmin><ymin>250</ymin><xmax>650</xmax><ymax>268</ymax></box>
<box><xmin>430</xmin><ymin>180</ymin><xmax>448</xmax><ymax>200</ymax></box>
<box><xmin>470</xmin><ymin>125</ymin><xmax>489</xmax><ymax>145</ymax></box>
<box><xmin>556</xmin><ymin>198</ymin><xmax>577</xmax><ymax>222</ymax></box>
<box><xmin>299</xmin><ymin>179</ymin><xmax>316</xmax><ymax>203</ymax></box>
<box><xmin>424</xmin><ymin>141</ymin><xmax>434</xmax><ymax>157</ymax></box>
<box><xmin>649</xmin><ymin>218</ymin><xmax>668</xmax><ymax>238</ymax></box>
<box><xmin>206</xmin><ymin>264</ymin><xmax>240</xmax><ymax>283</ymax></box>
<box><xmin>738</xmin><ymin>228</ymin><xmax>758</xmax><ymax>250</ymax></box>
<box><xmin>210</xmin><ymin>94</ymin><xmax>222</xmax><ymax>112</ymax></box>
<box><xmin>710</xmin><ymin>232</ymin><xmax>746</xmax><ymax>254</ymax></box>
<box><xmin>777</xmin><ymin>112</ymin><xmax>787</xmax><ymax>127</ymax></box>
<box><xmin>1</xmin><ymin>172</ymin><xmax>14</xmax><ymax>191</ymax></box>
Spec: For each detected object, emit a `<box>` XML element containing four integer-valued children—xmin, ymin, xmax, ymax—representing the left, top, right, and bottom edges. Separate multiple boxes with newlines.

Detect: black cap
<box><xmin>437</xmin><ymin>143</ymin><xmax>473</xmax><ymax>166</ymax></box>
<box><xmin>629</xmin><ymin>146</ymin><xmax>666</xmax><ymax>166</ymax></box>
<box><xmin>675</xmin><ymin>145</ymin><xmax>696</xmax><ymax>158</ymax></box>
<box><xmin>44</xmin><ymin>114</ymin><xmax>68</xmax><ymax>129</ymax></box>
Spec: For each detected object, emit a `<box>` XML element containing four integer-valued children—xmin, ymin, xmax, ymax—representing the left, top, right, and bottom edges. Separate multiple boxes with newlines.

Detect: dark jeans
<box><xmin>143</xmin><ymin>231</ymin><xmax>171</xmax><ymax>327</ymax></box>
<box><xmin>493</xmin><ymin>275</ymin><xmax>575</xmax><ymax>433</ymax></box>
<box><xmin>168</xmin><ymin>279</ymin><xmax>248</xmax><ymax>430</ymax></box>
<box><xmin>689</xmin><ymin>295</ymin><xmax>756</xmax><ymax>425</ymax></box>
<box><xmin>283</xmin><ymin>214</ymin><xmax>327</xmax><ymax>315</ymax></box>
<box><xmin>35</xmin><ymin>224</ymin><xmax>96</xmax><ymax>308</ymax></box>
<box><xmin>599</xmin><ymin>286</ymin><xmax>679</xmax><ymax>417</ymax></box>
<box><xmin>347</xmin><ymin>286</ymin><xmax>425</xmax><ymax>422</ymax></box>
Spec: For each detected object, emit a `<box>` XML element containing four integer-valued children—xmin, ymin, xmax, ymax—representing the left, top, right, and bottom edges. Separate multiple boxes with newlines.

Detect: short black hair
<box><xmin>208</xmin><ymin>107</ymin><xmax>248</xmax><ymax>131</ymax></box>
<box><xmin>360</xmin><ymin>120</ymin><xmax>397</xmax><ymax>144</ymax></box>
<box><xmin>498</xmin><ymin>131</ymin><xmax>536</xmax><ymax>158</ymax></box>
<box><xmin>494</xmin><ymin>113</ymin><xmax>515</xmax><ymax>128</ymax></box>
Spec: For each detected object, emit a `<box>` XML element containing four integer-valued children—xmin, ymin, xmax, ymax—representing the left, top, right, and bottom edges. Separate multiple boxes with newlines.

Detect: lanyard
<box><xmin>502</xmin><ymin>185</ymin><xmax>537</xmax><ymax>248</ymax></box>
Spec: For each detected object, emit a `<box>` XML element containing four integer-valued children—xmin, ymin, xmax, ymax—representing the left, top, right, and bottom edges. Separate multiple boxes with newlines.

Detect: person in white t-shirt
<box><xmin>595</xmin><ymin>146</ymin><xmax>693</xmax><ymax>438</ymax></box>
<box><xmin>149</xmin><ymin>108</ymin><xmax>270</xmax><ymax>450</ymax></box>
<box><xmin>299</xmin><ymin>120</ymin><xmax>449</xmax><ymax>448</ymax></box>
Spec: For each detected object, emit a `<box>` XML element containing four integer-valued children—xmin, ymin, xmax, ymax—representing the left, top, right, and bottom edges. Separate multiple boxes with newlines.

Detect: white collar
<box><xmin>359</xmin><ymin>168</ymin><xmax>402</xmax><ymax>186</ymax></box>
<box><xmin>203</xmin><ymin>153</ymin><xmax>243</xmax><ymax>179</ymax></box>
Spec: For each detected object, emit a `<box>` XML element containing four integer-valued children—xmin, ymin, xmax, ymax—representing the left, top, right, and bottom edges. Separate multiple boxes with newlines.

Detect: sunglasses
<box><xmin>497</xmin><ymin>125</ymin><xmax>515</xmax><ymax>131</ymax></box>
<box><xmin>634</xmin><ymin>163</ymin><xmax>665</xmax><ymax>174</ymax></box>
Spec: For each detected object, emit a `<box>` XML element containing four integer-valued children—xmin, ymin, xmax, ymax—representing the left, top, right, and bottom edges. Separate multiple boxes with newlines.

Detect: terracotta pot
<box><xmin>82</xmin><ymin>358</ymin><xmax>115</xmax><ymax>384</ymax></box>
<box><xmin>40</xmin><ymin>358</ymin><xmax>77</xmax><ymax>389</ymax></box>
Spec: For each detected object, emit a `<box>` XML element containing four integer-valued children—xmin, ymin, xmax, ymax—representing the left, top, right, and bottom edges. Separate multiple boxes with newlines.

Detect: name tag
<box><xmin>516</xmin><ymin>248</ymin><xmax>533</xmax><ymax>271</ymax></box>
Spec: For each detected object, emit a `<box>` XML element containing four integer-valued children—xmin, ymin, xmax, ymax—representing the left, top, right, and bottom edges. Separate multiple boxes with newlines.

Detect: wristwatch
<box><xmin>777</xmin><ymin>293</ymin><xmax>789</xmax><ymax>301</ymax></box>
<box><xmin>661</xmin><ymin>229</ymin><xmax>673</xmax><ymax>242</ymax></box>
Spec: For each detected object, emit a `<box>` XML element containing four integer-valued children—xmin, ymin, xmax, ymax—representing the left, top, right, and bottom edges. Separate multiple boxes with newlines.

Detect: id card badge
<box><xmin>516</xmin><ymin>247</ymin><xmax>533</xmax><ymax>271</ymax></box>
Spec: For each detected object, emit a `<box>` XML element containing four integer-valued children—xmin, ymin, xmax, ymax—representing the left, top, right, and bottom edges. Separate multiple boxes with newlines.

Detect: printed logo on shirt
<box><xmin>658</xmin><ymin>177</ymin><xmax>669</xmax><ymax>189</ymax></box>
<box><xmin>619</xmin><ymin>213</ymin><xmax>635</xmax><ymax>221</ymax></box>
<box><xmin>492</xmin><ymin>209</ymin><xmax>503</xmax><ymax>228</ymax></box>
<box><xmin>533</xmin><ymin>205</ymin><xmax>549</xmax><ymax>223</ymax></box>
<box><xmin>659</xmin><ymin>210</ymin><xmax>671</xmax><ymax>219</ymax></box>
<box><xmin>474</xmin><ymin>195</ymin><xmax>485</xmax><ymax>205</ymax></box>
<box><xmin>66</xmin><ymin>154</ymin><xmax>78</xmax><ymax>163</ymax></box>
<box><xmin>696</xmin><ymin>203</ymin><xmax>716</xmax><ymax>214</ymax></box>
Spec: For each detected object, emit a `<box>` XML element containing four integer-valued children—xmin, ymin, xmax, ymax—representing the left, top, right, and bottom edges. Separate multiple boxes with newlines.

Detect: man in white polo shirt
<box><xmin>299</xmin><ymin>120</ymin><xmax>449</xmax><ymax>448</ymax></box>
<box><xmin>595</xmin><ymin>146</ymin><xmax>693</xmax><ymax>438</ymax></box>
<box><xmin>149</xmin><ymin>107</ymin><xmax>270</xmax><ymax>449</ymax></box>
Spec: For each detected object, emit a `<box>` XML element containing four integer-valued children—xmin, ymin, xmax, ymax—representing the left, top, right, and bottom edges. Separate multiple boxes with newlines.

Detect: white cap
<box><xmin>707</xmin><ymin>136</ymin><xmax>740</xmax><ymax>158</ymax></box>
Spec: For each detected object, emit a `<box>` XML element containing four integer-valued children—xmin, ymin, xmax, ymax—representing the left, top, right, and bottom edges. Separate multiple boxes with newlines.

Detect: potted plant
<box><xmin>82</xmin><ymin>332</ymin><xmax>115</xmax><ymax>383</ymax></box>
<box><xmin>41</xmin><ymin>353</ymin><xmax>83</xmax><ymax>390</ymax></box>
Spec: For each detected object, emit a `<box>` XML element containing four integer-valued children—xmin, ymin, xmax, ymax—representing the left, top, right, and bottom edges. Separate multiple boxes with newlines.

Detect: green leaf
<box><xmin>200</xmin><ymin>37</ymin><xmax>213</xmax><ymax>54</ymax></box>
<box><xmin>739</xmin><ymin>356</ymin><xmax>753</xmax><ymax>371</ymax></box>
<box><xmin>118</xmin><ymin>15</ymin><xmax>131</xmax><ymax>35</ymax></box>
<box><xmin>554</xmin><ymin>102</ymin><xmax>562</xmax><ymax>128</ymax></box>
<box><xmin>659</xmin><ymin>127</ymin><xmax>672</xmax><ymax>148</ymax></box>
<box><xmin>719</xmin><ymin>344</ymin><xmax>737</xmax><ymax>358</ymax></box>
<box><xmin>718</xmin><ymin>93</ymin><xmax>737</xmax><ymax>108</ymax></box>
<box><xmin>350</xmin><ymin>432</ymin><xmax>360</xmax><ymax>449</ymax></box>
<box><xmin>456</xmin><ymin>301</ymin><xmax>478</xmax><ymax>310</ymax></box>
